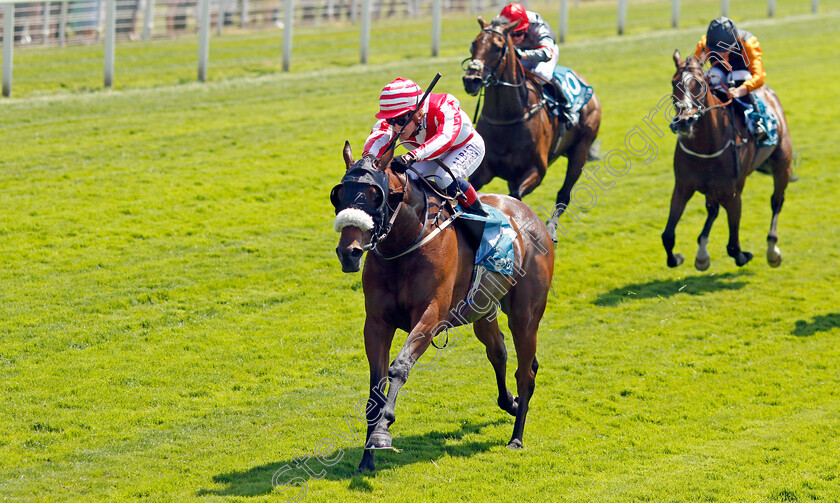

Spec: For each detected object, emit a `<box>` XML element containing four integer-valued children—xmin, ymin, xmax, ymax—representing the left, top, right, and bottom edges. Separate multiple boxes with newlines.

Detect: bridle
<box><xmin>332</xmin><ymin>159</ymin><xmax>462</xmax><ymax>260</ymax></box>
<box><xmin>463</xmin><ymin>27</ymin><xmax>544</xmax><ymax>125</ymax></box>
<box><xmin>670</xmin><ymin>62</ymin><xmax>753</xmax><ymax>175</ymax></box>
<box><xmin>671</xmin><ymin>63</ymin><xmax>733</xmax><ymax>127</ymax></box>
<box><xmin>463</xmin><ymin>28</ymin><xmax>525</xmax><ymax>90</ymax></box>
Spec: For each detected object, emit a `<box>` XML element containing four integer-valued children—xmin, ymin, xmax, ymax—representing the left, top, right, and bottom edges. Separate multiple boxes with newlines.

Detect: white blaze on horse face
<box><xmin>467</xmin><ymin>59</ymin><xmax>485</xmax><ymax>73</ymax></box>
<box><xmin>681</xmin><ymin>72</ymin><xmax>707</xmax><ymax>110</ymax></box>
<box><xmin>334</xmin><ymin>208</ymin><xmax>374</xmax><ymax>233</ymax></box>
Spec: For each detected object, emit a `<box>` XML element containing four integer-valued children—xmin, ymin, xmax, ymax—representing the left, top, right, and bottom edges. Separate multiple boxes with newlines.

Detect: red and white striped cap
<box><xmin>375</xmin><ymin>78</ymin><xmax>423</xmax><ymax>119</ymax></box>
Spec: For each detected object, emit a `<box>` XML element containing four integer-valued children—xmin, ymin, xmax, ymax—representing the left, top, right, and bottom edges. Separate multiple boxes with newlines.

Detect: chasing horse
<box><xmin>664</xmin><ymin>32</ymin><xmax>792</xmax><ymax>269</ymax></box>
<box><xmin>331</xmin><ymin>76</ymin><xmax>554</xmax><ymax>472</ymax></box>
<box><xmin>462</xmin><ymin>9</ymin><xmax>601</xmax><ymax>241</ymax></box>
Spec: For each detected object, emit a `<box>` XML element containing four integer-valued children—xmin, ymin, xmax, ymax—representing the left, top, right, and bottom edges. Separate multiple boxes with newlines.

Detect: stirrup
<box><xmin>563</xmin><ymin>109</ymin><xmax>578</xmax><ymax>127</ymax></box>
<box><xmin>754</xmin><ymin>124</ymin><xmax>769</xmax><ymax>142</ymax></box>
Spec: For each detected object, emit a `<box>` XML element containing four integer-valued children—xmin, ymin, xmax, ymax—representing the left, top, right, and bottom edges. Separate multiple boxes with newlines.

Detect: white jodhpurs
<box><xmin>412</xmin><ymin>133</ymin><xmax>486</xmax><ymax>191</ymax></box>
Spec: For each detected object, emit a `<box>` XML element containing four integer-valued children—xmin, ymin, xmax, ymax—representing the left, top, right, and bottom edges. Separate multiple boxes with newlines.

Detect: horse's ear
<box><xmin>343</xmin><ymin>141</ymin><xmax>354</xmax><ymax>170</ymax></box>
<box><xmin>502</xmin><ymin>20</ymin><xmax>520</xmax><ymax>34</ymax></box>
<box><xmin>673</xmin><ymin>49</ymin><xmax>682</xmax><ymax>68</ymax></box>
<box><xmin>379</xmin><ymin>149</ymin><xmax>394</xmax><ymax>172</ymax></box>
<box><xmin>477</xmin><ymin>16</ymin><xmax>487</xmax><ymax>29</ymax></box>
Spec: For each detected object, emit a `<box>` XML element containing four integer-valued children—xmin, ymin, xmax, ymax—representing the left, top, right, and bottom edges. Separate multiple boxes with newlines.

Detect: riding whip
<box><xmin>384</xmin><ymin>72</ymin><xmax>442</xmax><ymax>158</ymax></box>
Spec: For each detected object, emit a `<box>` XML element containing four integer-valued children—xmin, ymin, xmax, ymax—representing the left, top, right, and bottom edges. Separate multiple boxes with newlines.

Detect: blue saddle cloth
<box><xmin>457</xmin><ymin>205</ymin><xmax>517</xmax><ymax>276</ymax></box>
<box><xmin>552</xmin><ymin>66</ymin><xmax>594</xmax><ymax>114</ymax></box>
<box><xmin>736</xmin><ymin>94</ymin><xmax>779</xmax><ymax>147</ymax></box>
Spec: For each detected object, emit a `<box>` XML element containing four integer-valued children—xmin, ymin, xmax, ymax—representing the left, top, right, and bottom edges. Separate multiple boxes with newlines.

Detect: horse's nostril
<box><xmin>350</xmin><ymin>248</ymin><xmax>364</xmax><ymax>261</ymax></box>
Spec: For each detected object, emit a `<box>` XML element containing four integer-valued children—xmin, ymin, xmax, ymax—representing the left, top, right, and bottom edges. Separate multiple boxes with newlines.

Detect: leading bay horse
<box><xmin>463</xmin><ymin>17</ymin><xmax>601</xmax><ymax>239</ymax></box>
<box><xmin>664</xmin><ymin>50</ymin><xmax>792</xmax><ymax>270</ymax></box>
<box><xmin>332</xmin><ymin>142</ymin><xmax>554</xmax><ymax>472</ymax></box>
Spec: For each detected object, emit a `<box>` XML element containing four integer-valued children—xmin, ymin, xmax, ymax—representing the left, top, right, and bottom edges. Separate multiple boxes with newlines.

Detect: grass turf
<box><xmin>1</xmin><ymin>1</ymin><xmax>839</xmax><ymax>501</ymax></box>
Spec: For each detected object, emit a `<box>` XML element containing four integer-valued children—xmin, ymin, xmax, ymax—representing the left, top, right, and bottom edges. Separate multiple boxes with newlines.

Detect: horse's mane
<box><xmin>485</xmin><ymin>18</ymin><xmax>543</xmax><ymax>85</ymax></box>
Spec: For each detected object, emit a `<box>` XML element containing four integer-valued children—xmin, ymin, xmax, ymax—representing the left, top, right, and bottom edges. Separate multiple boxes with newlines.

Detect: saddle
<box><xmin>414</xmin><ymin>177</ymin><xmax>516</xmax><ymax>276</ymax></box>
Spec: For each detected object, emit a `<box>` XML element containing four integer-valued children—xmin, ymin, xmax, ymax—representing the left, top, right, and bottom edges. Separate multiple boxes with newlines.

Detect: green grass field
<box><xmin>2</xmin><ymin>1</ymin><xmax>839</xmax><ymax>501</ymax></box>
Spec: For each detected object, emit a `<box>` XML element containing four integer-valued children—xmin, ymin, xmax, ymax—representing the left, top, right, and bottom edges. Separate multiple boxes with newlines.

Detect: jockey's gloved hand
<box><xmin>399</xmin><ymin>152</ymin><xmax>417</xmax><ymax>167</ymax></box>
<box><xmin>390</xmin><ymin>157</ymin><xmax>408</xmax><ymax>174</ymax></box>
<box><xmin>514</xmin><ymin>47</ymin><xmax>525</xmax><ymax>59</ymax></box>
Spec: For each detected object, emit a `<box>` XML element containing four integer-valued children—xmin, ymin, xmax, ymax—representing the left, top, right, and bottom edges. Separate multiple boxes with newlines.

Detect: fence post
<box><xmin>558</xmin><ymin>0</ymin><xmax>568</xmax><ymax>43</ymax></box>
<box><xmin>198</xmin><ymin>0</ymin><xmax>210</xmax><ymax>81</ymax></box>
<box><xmin>104</xmin><ymin>0</ymin><xmax>116</xmax><ymax>87</ymax></box>
<box><xmin>240</xmin><ymin>0</ymin><xmax>248</xmax><ymax>28</ymax></box>
<box><xmin>767</xmin><ymin>0</ymin><xmax>775</xmax><ymax>17</ymax></box>
<box><xmin>59</xmin><ymin>0</ymin><xmax>68</xmax><ymax>46</ymax></box>
<box><xmin>216</xmin><ymin>0</ymin><xmax>223</xmax><ymax>35</ymax></box>
<box><xmin>43</xmin><ymin>2</ymin><xmax>50</xmax><ymax>45</ymax></box>
<box><xmin>812</xmin><ymin>0</ymin><xmax>818</xmax><ymax>12</ymax></box>
<box><xmin>283</xmin><ymin>0</ymin><xmax>293</xmax><ymax>70</ymax></box>
<box><xmin>617</xmin><ymin>0</ymin><xmax>627</xmax><ymax>35</ymax></box>
<box><xmin>2</xmin><ymin>3</ymin><xmax>13</xmax><ymax>97</ymax></box>
<box><xmin>360</xmin><ymin>0</ymin><xmax>370</xmax><ymax>64</ymax></box>
<box><xmin>432</xmin><ymin>0</ymin><xmax>441</xmax><ymax>57</ymax></box>
<box><xmin>142</xmin><ymin>0</ymin><xmax>153</xmax><ymax>40</ymax></box>
<box><xmin>671</xmin><ymin>0</ymin><xmax>679</xmax><ymax>28</ymax></box>
<box><xmin>721</xmin><ymin>0</ymin><xmax>729</xmax><ymax>17</ymax></box>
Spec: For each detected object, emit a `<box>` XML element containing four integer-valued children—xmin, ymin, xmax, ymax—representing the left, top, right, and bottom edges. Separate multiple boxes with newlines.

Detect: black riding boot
<box><xmin>448</xmin><ymin>178</ymin><xmax>489</xmax><ymax>218</ymax></box>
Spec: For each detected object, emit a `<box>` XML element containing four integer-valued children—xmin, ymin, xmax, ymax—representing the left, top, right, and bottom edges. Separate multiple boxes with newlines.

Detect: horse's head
<box><xmin>331</xmin><ymin>143</ymin><xmax>404</xmax><ymax>273</ymax></box>
<box><xmin>669</xmin><ymin>49</ymin><xmax>709</xmax><ymax>135</ymax></box>
<box><xmin>462</xmin><ymin>16</ymin><xmax>520</xmax><ymax>96</ymax></box>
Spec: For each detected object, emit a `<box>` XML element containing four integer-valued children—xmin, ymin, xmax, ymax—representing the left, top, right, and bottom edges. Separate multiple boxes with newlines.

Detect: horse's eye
<box><xmin>469</xmin><ymin>42</ymin><xmax>475</xmax><ymax>54</ymax></box>
<box><xmin>365</xmin><ymin>186</ymin><xmax>383</xmax><ymax>208</ymax></box>
<box><xmin>330</xmin><ymin>184</ymin><xmax>344</xmax><ymax>209</ymax></box>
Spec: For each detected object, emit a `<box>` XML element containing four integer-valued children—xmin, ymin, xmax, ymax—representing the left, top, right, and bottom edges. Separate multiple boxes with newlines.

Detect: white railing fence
<box><xmin>0</xmin><ymin>0</ymin><xmax>824</xmax><ymax>97</ymax></box>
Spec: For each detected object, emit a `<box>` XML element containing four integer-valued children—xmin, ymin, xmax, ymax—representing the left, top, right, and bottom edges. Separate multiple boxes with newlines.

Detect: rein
<box><xmin>673</xmin><ymin>69</ymin><xmax>754</xmax><ymax>176</ymax></box>
<box><xmin>467</xmin><ymin>27</ymin><xmax>545</xmax><ymax>125</ymax></box>
<box><xmin>370</xmin><ymin>169</ymin><xmax>462</xmax><ymax>260</ymax></box>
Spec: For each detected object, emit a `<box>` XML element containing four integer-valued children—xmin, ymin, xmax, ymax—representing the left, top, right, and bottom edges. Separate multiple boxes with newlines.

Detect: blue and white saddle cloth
<box><xmin>736</xmin><ymin>94</ymin><xmax>779</xmax><ymax>147</ymax></box>
<box><xmin>457</xmin><ymin>205</ymin><xmax>517</xmax><ymax>276</ymax></box>
<box><xmin>553</xmin><ymin>66</ymin><xmax>594</xmax><ymax>114</ymax></box>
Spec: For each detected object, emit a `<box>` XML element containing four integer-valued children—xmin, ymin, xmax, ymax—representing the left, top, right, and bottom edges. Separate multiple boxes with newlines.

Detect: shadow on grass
<box><xmin>594</xmin><ymin>271</ymin><xmax>752</xmax><ymax>306</ymax></box>
<box><xmin>792</xmin><ymin>312</ymin><xmax>840</xmax><ymax>337</ymax></box>
<box><xmin>197</xmin><ymin>418</ymin><xmax>506</xmax><ymax>498</ymax></box>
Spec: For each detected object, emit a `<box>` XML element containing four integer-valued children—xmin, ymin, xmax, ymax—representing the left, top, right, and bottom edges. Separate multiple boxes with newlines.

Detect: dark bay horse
<box><xmin>332</xmin><ymin>142</ymin><xmax>554</xmax><ymax>472</ymax></box>
<box><xmin>664</xmin><ymin>50</ymin><xmax>792</xmax><ymax>270</ymax></box>
<box><xmin>463</xmin><ymin>17</ymin><xmax>601</xmax><ymax>239</ymax></box>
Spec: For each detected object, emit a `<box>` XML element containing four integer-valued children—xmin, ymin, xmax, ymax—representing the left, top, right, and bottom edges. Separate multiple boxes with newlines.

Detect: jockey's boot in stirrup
<box><xmin>747</xmin><ymin>93</ymin><xmax>769</xmax><ymax>142</ymax></box>
<box><xmin>451</xmin><ymin>178</ymin><xmax>489</xmax><ymax>218</ymax></box>
<box><xmin>464</xmin><ymin>199</ymin><xmax>490</xmax><ymax>218</ymax></box>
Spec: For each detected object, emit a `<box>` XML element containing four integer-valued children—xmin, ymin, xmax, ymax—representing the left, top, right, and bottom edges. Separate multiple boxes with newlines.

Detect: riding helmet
<box><xmin>706</xmin><ymin>16</ymin><xmax>738</xmax><ymax>52</ymax></box>
<box><xmin>375</xmin><ymin>78</ymin><xmax>423</xmax><ymax>120</ymax></box>
<box><xmin>500</xmin><ymin>3</ymin><xmax>529</xmax><ymax>31</ymax></box>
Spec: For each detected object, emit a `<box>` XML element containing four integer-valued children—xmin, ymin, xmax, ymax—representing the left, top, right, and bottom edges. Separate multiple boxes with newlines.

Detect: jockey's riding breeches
<box><xmin>412</xmin><ymin>133</ymin><xmax>486</xmax><ymax>190</ymax></box>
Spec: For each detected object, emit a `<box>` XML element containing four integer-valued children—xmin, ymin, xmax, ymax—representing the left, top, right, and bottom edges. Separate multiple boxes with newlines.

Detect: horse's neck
<box><xmin>375</xmin><ymin>180</ymin><xmax>426</xmax><ymax>256</ymax></box>
<box><xmin>688</xmin><ymin>94</ymin><xmax>731</xmax><ymax>149</ymax></box>
<box><xmin>484</xmin><ymin>54</ymin><xmax>530</xmax><ymax>119</ymax></box>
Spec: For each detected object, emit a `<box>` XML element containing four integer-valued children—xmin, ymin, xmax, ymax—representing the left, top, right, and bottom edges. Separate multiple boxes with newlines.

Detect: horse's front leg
<box><xmin>357</xmin><ymin>317</ymin><xmax>396</xmax><ymax>473</ymax></box>
<box><xmin>722</xmin><ymin>194</ymin><xmax>753</xmax><ymax>267</ymax></box>
<box><xmin>366</xmin><ymin>304</ymin><xmax>445</xmax><ymax>450</ymax></box>
<box><xmin>695</xmin><ymin>197</ymin><xmax>720</xmax><ymax>271</ymax></box>
<box><xmin>662</xmin><ymin>184</ymin><xmax>694</xmax><ymax>267</ymax></box>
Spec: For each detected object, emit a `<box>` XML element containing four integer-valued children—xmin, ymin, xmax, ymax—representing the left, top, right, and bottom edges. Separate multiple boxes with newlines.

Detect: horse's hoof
<box><xmin>507</xmin><ymin>439</ymin><xmax>523</xmax><ymax>450</ymax></box>
<box><xmin>545</xmin><ymin>220</ymin><xmax>559</xmax><ymax>244</ymax></box>
<box><xmin>736</xmin><ymin>251</ymin><xmax>753</xmax><ymax>267</ymax></box>
<box><xmin>356</xmin><ymin>457</ymin><xmax>376</xmax><ymax>473</ymax></box>
<box><xmin>667</xmin><ymin>253</ymin><xmax>684</xmax><ymax>268</ymax></box>
<box><xmin>365</xmin><ymin>432</ymin><xmax>393</xmax><ymax>450</ymax></box>
<box><xmin>695</xmin><ymin>255</ymin><xmax>710</xmax><ymax>271</ymax></box>
<box><xmin>767</xmin><ymin>244</ymin><xmax>782</xmax><ymax>268</ymax></box>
